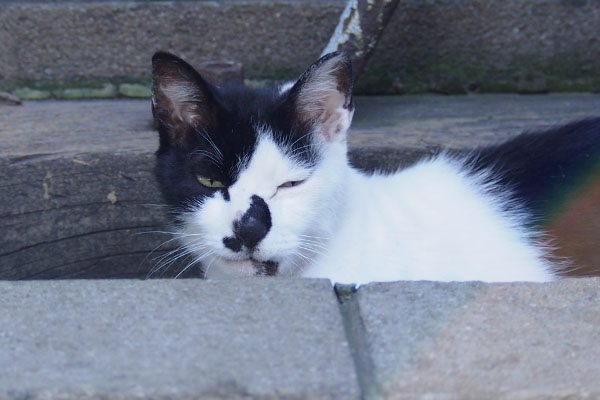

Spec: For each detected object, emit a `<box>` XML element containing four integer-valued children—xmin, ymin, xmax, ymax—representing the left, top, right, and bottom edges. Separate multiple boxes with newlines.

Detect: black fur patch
<box><xmin>464</xmin><ymin>118</ymin><xmax>600</xmax><ymax>219</ymax></box>
<box><xmin>233</xmin><ymin>195</ymin><xmax>272</xmax><ymax>250</ymax></box>
<box><xmin>223</xmin><ymin>236</ymin><xmax>242</xmax><ymax>253</ymax></box>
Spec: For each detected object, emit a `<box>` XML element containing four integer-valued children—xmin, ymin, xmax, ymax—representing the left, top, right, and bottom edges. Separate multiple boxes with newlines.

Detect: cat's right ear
<box><xmin>152</xmin><ymin>52</ymin><xmax>217</xmax><ymax>146</ymax></box>
<box><xmin>287</xmin><ymin>52</ymin><xmax>354</xmax><ymax>143</ymax></box>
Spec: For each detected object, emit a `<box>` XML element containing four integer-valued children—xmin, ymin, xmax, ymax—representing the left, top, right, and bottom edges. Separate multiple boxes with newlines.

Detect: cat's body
<box><xmin>300</xmin><ymin>156</ymin><xmax>554</xmax><ymax>283</ymax></box>
<box><xmin>151</xmin><ymin>51</ymin><xmax>600</xmax><ymax>284</ymax></box>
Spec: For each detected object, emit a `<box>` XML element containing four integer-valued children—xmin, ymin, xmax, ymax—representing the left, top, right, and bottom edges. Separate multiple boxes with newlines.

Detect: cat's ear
<box><xmin>151</xmin><ymin>52</ymin><xmax>217</xmax><ymax>145</ymax></box>
<box><xmin>288</xmin><ymin>52</ymin><xmax>354</xmax><ymax>142</ymax></box>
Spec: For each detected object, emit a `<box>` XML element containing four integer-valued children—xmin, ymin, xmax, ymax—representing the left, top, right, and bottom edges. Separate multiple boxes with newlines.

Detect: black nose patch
<box><xmin>224</xmin><ymin>195</ymin><xmax>272</xmax><ymax>252</ymax></box>
<box><xmin>222</xmin><ymin>236</ymin><xmax>242</xmax><ymax>252</ymax></box>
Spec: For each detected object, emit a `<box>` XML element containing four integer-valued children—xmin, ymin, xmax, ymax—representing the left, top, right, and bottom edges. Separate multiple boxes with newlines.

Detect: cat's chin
<box><xmin>204</xmin><ymin>257</ymin><xmax>258</xmax><ymax>278</ymax></box>
<box><xmin>203</xmin><ymin>256</ymin><xmax>278</xmax><ymax>278</ymax></box>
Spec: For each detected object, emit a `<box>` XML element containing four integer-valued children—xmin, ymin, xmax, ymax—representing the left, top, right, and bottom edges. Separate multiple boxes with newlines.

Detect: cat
<box><xmin>151</xmin><ymin>51</ymin><xmax>600</xmax><ymax>285</ymax></box>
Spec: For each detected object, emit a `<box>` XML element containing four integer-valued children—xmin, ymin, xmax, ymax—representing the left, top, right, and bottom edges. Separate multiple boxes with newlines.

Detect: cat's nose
<box><xmin>230</xmin><ymin>195</ymin><xmax>272</xmax><ymax>250</ymax></box>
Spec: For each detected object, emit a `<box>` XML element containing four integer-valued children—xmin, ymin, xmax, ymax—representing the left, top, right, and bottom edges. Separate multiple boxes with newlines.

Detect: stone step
<box><xmin>0</xmin><ymin>279</ymin><xmax>360</xmax><ymax>399</ymax></box>
<box><xmin>1</xmin><ymin>278</ymin><xmax>599</xmax><ymax>399</ymax></box>
<box><xmin>1</xmin><ymin>0</ymin><xmax>600</xmax><ymax>94</ymax></box>
<box><xmin>2</xmin><ymin>94</ymin><xmax>600</xmax><ymax>279</ymax></box>
<box><xmin>346</xmin><ymin>278</ymin><xmax>600</xmax><ymax>399</ymax></box>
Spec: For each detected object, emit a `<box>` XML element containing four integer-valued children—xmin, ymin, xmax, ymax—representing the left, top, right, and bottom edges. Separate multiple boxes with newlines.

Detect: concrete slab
<box><xmin>352</xmin><ymin>278</ymin><xmax>600</xmax><ymax>399</ymax></box>
<box><xmin>1</xmin><ymin>1</ymin><xmax>600</xmax><ymax>94</ymax></box>
<box><xmin>0</xmin><ymin>278</ymin><xmax>360</xmax><ymax>399</ymax></box>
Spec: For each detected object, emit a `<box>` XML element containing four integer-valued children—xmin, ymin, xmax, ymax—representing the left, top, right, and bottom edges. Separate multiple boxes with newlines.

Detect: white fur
<box><xmin>300</xmin><ymin>156</ymin><xmax>555</xmax><ymax>284</ymax></box>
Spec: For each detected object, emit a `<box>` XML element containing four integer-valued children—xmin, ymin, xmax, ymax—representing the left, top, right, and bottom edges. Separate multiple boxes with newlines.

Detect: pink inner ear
<box><xmin>293</xmin><ymin>55</ymin><xmax>353</xmax><ymax>142</ymax></box>
<box><xmin>298</xmin><ymin>86</ymin><xmax>353</xmax><ymax>142</ymax></box>
<box><xmin>158</xmin><ymin>82</ymin><xmax>203</xmax><ymax>125</ymax></box>
<box><xmin>153</xmin><ymin>77</ymin><xmax>214</xmax><ymax>144</ymax></box>
<box><xmin>319</xmin><ymin>109</ymin><xmax>347</xmax><ymax>142</ymax></box>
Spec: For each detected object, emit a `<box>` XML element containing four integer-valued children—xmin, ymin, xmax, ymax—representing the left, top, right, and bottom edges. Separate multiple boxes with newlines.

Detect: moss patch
<box><xmin>355</xmin><ymin>55</ymin><xmax>600</xmax><ymax>95</ymax></box>
<box><xmin>12</xmin><ymin>88</ymin><xmax>52</xmax><ymax>100</ymax></box>
<box><xmin>119</xmin><ymin>83</ymin><xmax>151</xmax><ymax>98</ymax></box>
<box><xmin>53</xmin><ymin>84</ymin><xmax>117</xmax><ymax>100</ymax></box>
<box><xmin>1</xmin><ymin>56</ymin><xmax>599</xmax><ymax>97</ymax></box>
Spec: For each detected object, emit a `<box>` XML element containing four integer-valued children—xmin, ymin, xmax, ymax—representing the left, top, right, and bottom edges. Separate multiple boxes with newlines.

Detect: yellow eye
<box><xmin>196</xmin><ymin>175</ymin><xmax>225</xmax><ymax>189</ymax></box>
<box><xmin>279</xmin><ymin>180</ymin><xmax>304</xmax><ymax>189</ymax></box>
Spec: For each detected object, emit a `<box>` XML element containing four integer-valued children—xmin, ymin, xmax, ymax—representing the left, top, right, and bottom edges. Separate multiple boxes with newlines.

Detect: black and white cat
<box><xmin>151</xmin><ymin>51</ymin><xmax>599</xmax><ymax>284</ymax></box>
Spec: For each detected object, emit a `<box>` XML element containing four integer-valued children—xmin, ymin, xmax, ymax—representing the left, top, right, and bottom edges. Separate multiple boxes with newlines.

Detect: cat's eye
<box><xmin>279</xmin><ymin>180</ymin><xmax>304</xmax><ymax>189</ymax></box>
<box><xmin>196</xmin><ymin>175</ymin><xmax>225</xmax><ymax>189</ymax></box>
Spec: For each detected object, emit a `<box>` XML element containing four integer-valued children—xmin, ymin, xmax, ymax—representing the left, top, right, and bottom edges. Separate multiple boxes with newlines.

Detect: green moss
<box><xmin>119</xmin><ymin>83</ymin><xmax>151</xmax><ymax>98</ymax></box>
<box><xmin>514</xmin><ymin>71</ymin><xmax>549</xmax><ymax>94</ymax></box>
<box><xmin>12</xmin><ymin>88</ymin><xmax>52</xmax><ymax>100</ymax></box>
<box><xmin>53</xmin><ymin>83</ymin><xmax>117</xmax><ymax>99</ymax></box>
<box><xmin>355</xmin><ymin>55</ymin><xmax>600</xmax><ymax>95</ymax></box>
<box><xmin>244</xmin><ymin>79</ymin><xmax>291</xmax><ymax>89</ymax></box>
<box><xmin>354</xmin><ymin>72</ymin><xmax>397</xmax><ymax>95</ymax></box>
<box><xmin>1</xmin><ymin>56</ymin><xmax>599</xmax><ymax>97</ymax></box>
<box><xmin>478</xmin><ymin>81</ymin><xmax>519</xmax><ymax>93</ymax></box>
<box><xmin>244</xmin><ymin>65</ymin><xmax>301</xmax><ymax>83</ymax></box>
<box><xmin>1</xmin><ymin>77</ymin><xmax>150</xmax><ymax>95</ymax></box>
<box><xmin>550</xmin><ymin>79</ymin><xmax>600</xmax><ymax>92</ymax></box>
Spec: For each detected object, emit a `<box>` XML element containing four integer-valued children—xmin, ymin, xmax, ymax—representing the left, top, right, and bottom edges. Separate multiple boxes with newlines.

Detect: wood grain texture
<box><xmin>0</xmin><ymin>154</ymin><xmax>201</xmax><ymax>279</ymax></box>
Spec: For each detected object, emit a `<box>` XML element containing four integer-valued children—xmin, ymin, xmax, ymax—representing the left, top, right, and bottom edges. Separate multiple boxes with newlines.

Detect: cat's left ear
<box><xmin>151</xmin><ymin>52</ymin><xmax>217</xmax><ymax>146</ymax></box>
<box><xmin>288</xmin><ymin>52</ymin><xmax>354</xmax><ymax>143</ymax></box>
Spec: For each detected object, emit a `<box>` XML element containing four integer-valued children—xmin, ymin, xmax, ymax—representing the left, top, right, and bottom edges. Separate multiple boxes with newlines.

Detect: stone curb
<box><xmin>348</xmin><ymin>278</ymin><xmax>600</xmax><ymax>399</ymax></box>
<box><xmin>1</xmin><ymin>278</ymin><xmax>599</xmax><ymax>399</ymax></box>
<box><xmin>0</xmin><ymin>279</ymin><xmax>360</xmax><ymax>399</ymax></box>
<box><xmin>1</xmin><ymin>1</ymin><xmax>600</xmax><ymax>94</ymax></box>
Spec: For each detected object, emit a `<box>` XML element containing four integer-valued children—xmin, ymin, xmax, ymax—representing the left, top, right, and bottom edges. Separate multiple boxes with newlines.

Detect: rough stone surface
<box><xmin>368</xmin><ymin>0</ymin><xmax>600</xmax><ymax>80</ymax></box>
<box><xmin>0</xmin><ymin>278</ymin><xmax>359</xmax><ymax>399</ymax></box>
<box><xmin>1</xmin><ymin>1</ymin><xmax>599</xmax><ymax>93</ymax></box>
<box><xmin>0</xmin><ymin>1</ymin><xmax>341</xmax><ymax>82</ymax></box>
<box><xmin>1</xmin><ymin>277</ymin><xmax>600</xmax><ymax>399</ymax></box>
<box><xmin>353</xmin><ymin>278</ymin><xmax>600</xmax><ymax>399</ymax></box>
<box><xmin>2</xmin><ymin>94</ymin><xmax>600</xmax><ymax>279</ymax></box>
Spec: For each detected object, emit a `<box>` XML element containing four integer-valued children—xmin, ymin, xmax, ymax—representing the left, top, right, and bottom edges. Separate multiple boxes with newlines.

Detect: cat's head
<box><xmin>151</xmin><ymin>51</ymin><xmax>354</xmax><ymax>278</ymax></box>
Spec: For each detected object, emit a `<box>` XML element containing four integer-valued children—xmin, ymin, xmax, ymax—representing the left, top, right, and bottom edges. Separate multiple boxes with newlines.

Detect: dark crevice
<box><xmin>0</xmin><ymin>225</ymin><xmax>162</xmax><ymax>258</ymax></box>
<box><xmin>334</xmin><ymin>284</ymin><xmax>381</xmax><ymax>400</ymax></box>
<box><xmin>19</xmin><ymin>250</ymin><xmax>154</xmax><ymax>280</ymax></box>
<box><xmin>0</xmin><ymin>199</ymin><xmax>149</xmax><ymax>219</ymax></box>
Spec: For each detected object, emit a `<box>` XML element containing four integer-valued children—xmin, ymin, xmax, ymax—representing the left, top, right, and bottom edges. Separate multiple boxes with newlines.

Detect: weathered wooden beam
<box><xmin>321</xmin><ymin>0</ymin><xmax>400</xmax><ymax>79</ymax></box>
